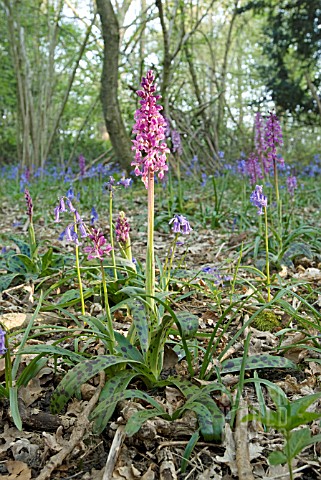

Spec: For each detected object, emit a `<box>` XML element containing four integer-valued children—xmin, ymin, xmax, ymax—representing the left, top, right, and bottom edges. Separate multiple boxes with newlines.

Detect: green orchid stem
<box><xmin>100</xmin><ymin>261</ymin><xmax>115</xmax><ymax>354</ymax></box>
<box><xmin>4</xmin><ymin>332</ymin><xmax>12</xmax><ymax>394</ymax></box>
<box><xmin>264</xmin><ymin>206</ymin><xmax>271</xmax><ymax>302</ymax></box>
<box><xmin>146</xmin><ymin>169</ymin><xmax>156</xmax><ymax>321</ymax></box>
<box><xmin>176</xmin><ymin>154</ymin><xmax>183</xmax><ymax>211</ymax></box>
<box><xmin>28</xmin><ymin>221</ymin><xmax>37</xmax><ymax>260</ymax></box>
<box><xmin>109</xmin><ymin>191</ymin><xmax>117</xmax><ymax>281</ymax></box>
<box><xmin>73</xmin><ymin>220</ymin><xmax>85</xmax><ymax>315</ymax></box>
<box><xmin>285</xmin><ymin>431</ymin><xmax>294</xmax><ymax>480</ymax></box>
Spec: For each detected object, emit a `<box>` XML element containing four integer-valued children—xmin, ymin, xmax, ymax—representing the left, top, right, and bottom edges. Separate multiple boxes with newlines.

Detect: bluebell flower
<box><xmin>67</xmin><ymin>187</ymin><xmax>74</xmax><ymax>200</ymax></box>
<box><xmin>65</xmin><ymin>224</ymin><xmax>80</xmax><ymax>245</ymax></box>
<box><xmin>78</xmin><ymin>222</ymin><xmax>87</xmax><ymax>238</ymax></box>
<box><xmin>250</xmin><ymin>185</ymin><xmax>267</xmax><ymax>215</ymax></box>
<box><xmin>0</xmin><ymin>329</ymin><xmax>7</xmax><ymax>355</ymax></box>
<box><xmin>118</xmin><ymin>177</ymin><xmax>132</xmax><ymax>188</ymax></box>
<box><xmin>58</xmin><ymin>229</ymin><xmax>66</xmax><ymax>241</ymax></box>
<box><xmin>169</xmin><ymin>214</ymin><xmax>192</xmax><ymax>234</ymax></box>
<box><xmin>91</xmin><ymin>207</ymin><xmax>99</xmax><ymax>225</ymax></box>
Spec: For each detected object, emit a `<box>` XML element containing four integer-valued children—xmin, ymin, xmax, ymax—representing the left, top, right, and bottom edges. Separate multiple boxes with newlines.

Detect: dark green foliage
<box><xmin>174</xmin><ymin>311</ymin><xmax>199</xmax><ymax>339</ymax></box>
<box><xmin>50</xmin><ymin>356</ymin><xmax>139</xmax><ymax>414</ymax></box>
<box><xmin>249</xmin><ymin>0</ymin><xmax>321</xmax><ymax>120</ymax></box>
<box><xmin>221</xmin><ymin>354</ymin><xmax>296</xmax><ymax>373</ymax></box>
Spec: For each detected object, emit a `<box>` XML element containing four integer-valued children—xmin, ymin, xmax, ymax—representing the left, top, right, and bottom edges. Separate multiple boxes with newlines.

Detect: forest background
<box><xmin>0</xmin><ymin>0</ymin><xmax>320</xmax><ymax>173</ymax></box>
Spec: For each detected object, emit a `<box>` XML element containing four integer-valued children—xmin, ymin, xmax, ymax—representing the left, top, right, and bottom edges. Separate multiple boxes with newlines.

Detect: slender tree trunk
<box><xmin>96</xmin><ymin>0</ymin><xmax>133</xmax><ymax>171</ymax></box>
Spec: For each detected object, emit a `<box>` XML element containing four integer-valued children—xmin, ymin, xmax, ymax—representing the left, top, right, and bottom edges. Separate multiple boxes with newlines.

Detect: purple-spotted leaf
<box><xmin>130</xmin><ymin>300</ymin><xmax>149</xmax><ymax>355</ymax></box>
<box><xmin>221</xmin><ymin>355</ymin><xmax>296</xmax><ymax>374</ymax></box>
<box><xmin>175</xmin><ymin>311</ymin><xmax>199</xmax><ymax>339</ymax></box>
<box><xmin>50</xmin><ymin>356</ymin><xmax>140</xmax><ymax>414</ymax></box>
<box><xmin>92</xmin><ymin>371</ymin><xmax>138</xmax><ymax>434</ymax></box>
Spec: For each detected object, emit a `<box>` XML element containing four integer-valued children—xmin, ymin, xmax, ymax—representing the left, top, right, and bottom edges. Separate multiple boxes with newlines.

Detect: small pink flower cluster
<box><xmin>115</xmin><ymin>212</ymin><xmax>130</xmax><ymax>244</ymax></box>
<box><xmin>247</xmin><ymin>112</ymin><xmax>284</xmax><ymax>182</ymax></box>
<box><xmin>83</xmin><ymin>228</ymin><xmax>112</xmax><ymax>261</ymax></box>
<box><xmin>131</xmin><ymin>70</ymin><xmax>170</xmax><ymax>188</ymax></box>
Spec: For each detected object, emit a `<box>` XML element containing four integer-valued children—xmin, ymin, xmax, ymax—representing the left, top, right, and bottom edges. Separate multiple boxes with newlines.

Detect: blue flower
<box><xmin>0</xmin><ymin>329</ymin><xmax>7</xmax><ymax>355</ymax></box>
<box><xmin>118</xmin><ymin>177</ymin><xmax>132</xmax><ymax>188</ymax></box>
<box><xmin>250</xmin><ymin>185</ymin><xmax>267</xmax><ymax>215</ymax></box>
<box><xmin>91</xmin><ymin>207</ymin><xmax>99</xmax><ymax>225</ymax></box>
<box><xmin>169</xmin><ymin>214</ymin><xmax>192</xmax><ymax>234</ymax></box>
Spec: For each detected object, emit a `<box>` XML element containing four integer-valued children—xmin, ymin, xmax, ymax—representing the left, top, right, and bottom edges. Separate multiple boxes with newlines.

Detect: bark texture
<box><xmin>96</xmin><ymin>0</ymin><xmax>133</xmax><ymax>171</ymax></box>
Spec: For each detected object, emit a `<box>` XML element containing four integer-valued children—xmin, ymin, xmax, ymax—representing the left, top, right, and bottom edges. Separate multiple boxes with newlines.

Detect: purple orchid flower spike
<box><xmin>115</xmin><ymin>211</ymin><xmax>130</xmax><ymax>244</ymax></box>
<box><xmin>83</xmin><ymin>229</ymin><xmax>113</xmax><ymax>261</ymax></box>
<box><xmin>24</xmin><ymin>189</ymin><xmax>33</xmax><ymax>221</ymax></box>
<box><xmin>131</xmin><ymin>70</ymin><xmax>170</xmax><ymax>188</ymax></box>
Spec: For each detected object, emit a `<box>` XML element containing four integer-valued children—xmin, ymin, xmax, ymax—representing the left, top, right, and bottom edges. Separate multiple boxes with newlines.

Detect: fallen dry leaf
<box><xmin>3</xmin><ymin>460</ymin><xmax>32</xmax><ymax>480</ymax></box>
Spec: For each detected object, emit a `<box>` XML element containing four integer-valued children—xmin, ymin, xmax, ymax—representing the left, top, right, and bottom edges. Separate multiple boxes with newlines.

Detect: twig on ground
<box><xmin>234</xmin><ymin>397</ymin><xmax>255</xmax><ymax>480</ymax></box>
<box><xmin>102</xmin><ymin>425</ymin><xmax>126</xmax><ymax>480</ymax></box>
<box><xmin>34</xmin><ymin>371</ymin><xmax>105</xmax><ymax>480</ymax></box>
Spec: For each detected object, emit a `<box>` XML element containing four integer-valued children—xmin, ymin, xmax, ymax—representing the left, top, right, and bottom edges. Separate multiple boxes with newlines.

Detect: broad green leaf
<box><xmin>91</xmin><ymin>389</ymin><xmax>166</xmax><ymax>421</ymax></box>
<box><xmin>47</xmin><ymin>288</ymin><xmax>94</xmax><ymax>309</ymax></box>
<box><xmin>287</xmin><ymin>428</ymin><xmax>314</xmax><ymax>459</ymax></box>
<box><xmin>146</xmin><ymin>315</ymin><xmax>173</xmax><ymax>375</ymax></box>
<box><xmin>17</xmin><ymin>356</ymin><xmax>48</xmax><ymax>388</ymax></box>
<box><xmin>92</xmin><ymin>371</ymin><xmax>138</xmax><ymax>434</ymax></box>
<box><xmin>125</xmin><ymin>409</ymin><xmax>170</xmax><ymax>437</ymax></box>
<box><xmin>181</xmin><ymin>431</ymin><xmax>200</xmax><ymax>473</ymax></box>
<box><xmin>15</xmin><ymin>254</ymin><xmax>38</xmax><ymax>274</ymax></box>
<box><xmin>9</xmin><ymin>236</ymin><xmax>30</xmax><ymax>256</ymax></box>
<box><xmin>281</xmin><ymin>242</ymin><xmax>313</xmax><ymax>267</ymax></box>
<box><xmin>7</xmin><ymin>255</ymin><xmax>27</xmax><ymax>274</ymax></box>
<box><xmin>187</xmin><ymin>402</ymin><xmax>216</xmax><ymax>441</ymax></box>
<box><xmin>222</xmin><ymin>355</ymin><xmax>296</xmax><ymax>374</ymax></box>
<box><xmin>41</xmin><ymin>247</ymin><xmax>53</xmax><ymax>272</ymax></box>
<box><xmin>175</xmin><ymin>311</ymin><xmax>199</xmax><ymax>339</ymax></box>
<box><xmin>0</xmin><ymin>272</ymin><xmax>20</xmax><ymax>292</ymax></box>
<box><xmin>114</xmin><ymin>331</ymin><xmax>145</xmax><ymax>363</ymax></box>
<box><xmin>130</xmin><ymin>300</ymin><xmax>149</xmax><ymax>355</ymax></box>
<box><xmin>200</xmin><ymin>396</ymin><xmax>225</xmax><ymax>441</ymax></box>
<box><xmin>268</xmin><ymin>450</ymin><xmax>287</xmax><ymax>466</ymax></box>
<box><xmin>286</xmin><ymin>392</ymin><xmax>321</xmax><ymax>431</ymax></box>
<box><xmin>51</xmin><ymin>356</ymin><xmax>140</xmax><ymax>414</ymax></box>
<box><xmin>9</xmin><ymin>386</ymin><xmax>22</xmax><ymax>431</ymax></box>
<box><xmin>18</xmin><ymin>345</ymin><xmax>84</xmax><ymax>364</ymax></box>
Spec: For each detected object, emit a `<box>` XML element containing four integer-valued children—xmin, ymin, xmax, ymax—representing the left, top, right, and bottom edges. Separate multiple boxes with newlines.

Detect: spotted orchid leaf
<box><xmin>50</xmin><ymin>356</ymin><xmax>141</xmax><ymax>414</ymax></box>
<box><xmin>221</xmin><ymin>355</ymin><xmax>296</xmax><ymax>374</ymax></box>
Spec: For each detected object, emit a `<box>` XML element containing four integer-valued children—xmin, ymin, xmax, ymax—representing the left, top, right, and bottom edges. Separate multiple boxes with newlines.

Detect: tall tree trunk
<box><xmin>96</xmin><ymin>0</ymin><xmax>133</xmax><ymax>171</ymax></box>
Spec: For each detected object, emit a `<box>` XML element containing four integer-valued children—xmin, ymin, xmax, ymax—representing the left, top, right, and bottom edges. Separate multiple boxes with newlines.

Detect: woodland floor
<box><xmin>0</xmin><ymin>185</ymin><xmax>321</xmax><ymax>480</ymax></box>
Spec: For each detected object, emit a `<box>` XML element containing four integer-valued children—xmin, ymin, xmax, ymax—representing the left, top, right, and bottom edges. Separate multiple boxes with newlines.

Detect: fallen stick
<box><xmin>34</xmin><ymin>372</ymin><xmax>105</xmax><ymax>480</ymax></box>
<box><xmin>102</xmin><ymin>425</ymin><xmax>126</xmax><ymax>480</ymax></box>
<box><xmin>234</xmin><ymin>397</ymin><xmax>255</xmax><ymax>480</ymax></box>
